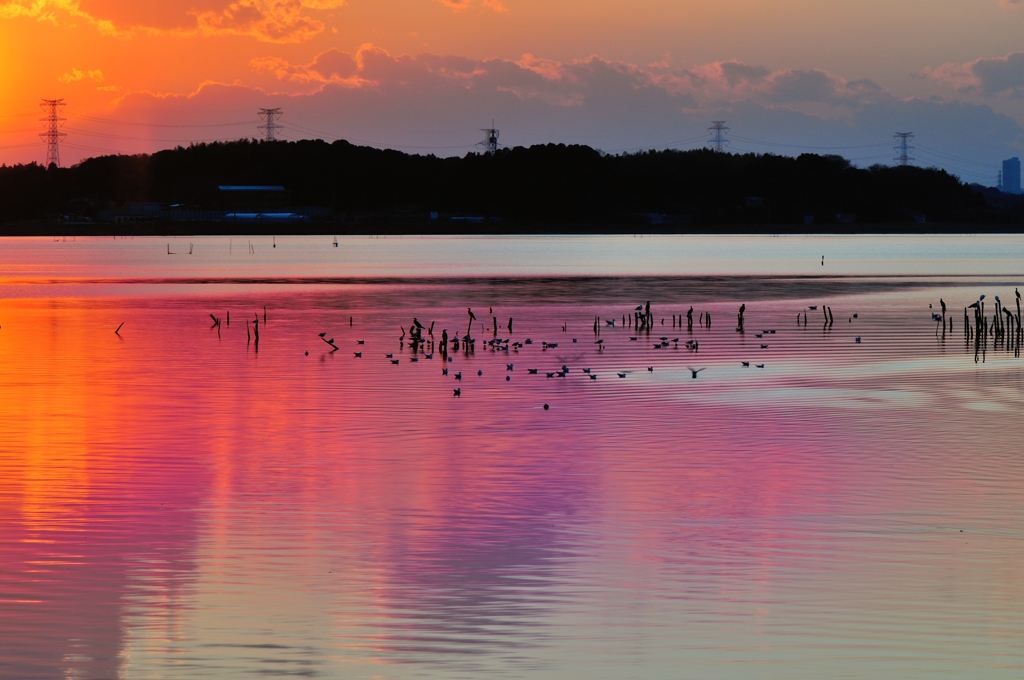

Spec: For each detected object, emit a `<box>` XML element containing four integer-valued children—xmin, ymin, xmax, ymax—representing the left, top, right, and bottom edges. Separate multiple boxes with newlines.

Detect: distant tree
<box><xmin>0</xmin><ymin>139</ymin><xmax>1006</xmax><ymax>227</ymax></box>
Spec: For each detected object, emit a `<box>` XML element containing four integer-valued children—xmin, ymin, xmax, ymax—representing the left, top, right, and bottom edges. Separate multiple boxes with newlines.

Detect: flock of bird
<box><xmin>290</xmin><ymin>301</ymin><xmax>865</xmax><ymax>401</ymax></box>
<box><xmin>187</xmin><ymin>289</ymin><xmax>1022</xmax><ymax>404</ymax></box>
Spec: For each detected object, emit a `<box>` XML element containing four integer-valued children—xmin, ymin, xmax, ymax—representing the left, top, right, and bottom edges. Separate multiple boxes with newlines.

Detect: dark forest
<box><xmin>2</xmin><ymin>139</ymin><xmax>1021</xmax><ymax>231</ymax></box>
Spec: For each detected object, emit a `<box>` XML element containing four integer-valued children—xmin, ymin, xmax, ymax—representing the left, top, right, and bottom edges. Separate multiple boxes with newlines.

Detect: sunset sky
<box><xmin>2</xmin><ymin>0</ymin><xmax>1024</xmax><ymax>183</ymax></box>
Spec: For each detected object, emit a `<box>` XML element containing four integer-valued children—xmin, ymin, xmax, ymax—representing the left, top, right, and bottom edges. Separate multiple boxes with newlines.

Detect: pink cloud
<box><xmin>245</xmin><ymin>47</ymin><xmax>891</xmax><ymax>115</ymax></box>
<box><xmin>251</xmin><ymin>47</ymin><xmax>361</xmax><ymax>84</ymax></box>
<box><xmin>515</xmin><ymin>54</ymin><xmax>569</xmax><ymax>81</ymax></box>
<box><xmin>923</xmin><ymin>52</ymin><xmax>1024</xmax><ymax>98</ymax></box>
<box><xmin>677</xmin><ymin>61</ymin><xmax>886</xmax><ymax>111</ymax></box>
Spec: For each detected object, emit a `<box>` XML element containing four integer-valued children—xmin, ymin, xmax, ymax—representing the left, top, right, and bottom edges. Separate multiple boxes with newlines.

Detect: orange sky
<box><xmin>2</xmin><ymin>0</ymin><xmax>1024</xmax><ymax>181</ymax></box>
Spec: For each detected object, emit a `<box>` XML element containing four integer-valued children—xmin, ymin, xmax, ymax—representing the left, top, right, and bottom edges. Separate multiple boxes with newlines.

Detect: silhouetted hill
<box><xmin>1</xmin><ymin>139</ymin><xmax>1020</xmax><ymax>232</ymax></box>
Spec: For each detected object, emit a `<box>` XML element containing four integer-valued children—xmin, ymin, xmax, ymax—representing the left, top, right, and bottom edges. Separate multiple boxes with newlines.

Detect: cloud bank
<box><xmin>81</xmin><ymin>46</ymin><xmax>1020</xmax><ymax>185</ymax></box>
<box><xmin>923</xmin><ymin>51</ymin><xmax>1024</xmax><ymax>98</ymax></box>
<box><xmin>0</xmin><ymin>0</ymin><xmax>345</xmax><ymax>42</ymax></box>
<box><xmin>249</xmin><ymin>47</ymin><xmax>893</xmax><ymax>117</ymax></box>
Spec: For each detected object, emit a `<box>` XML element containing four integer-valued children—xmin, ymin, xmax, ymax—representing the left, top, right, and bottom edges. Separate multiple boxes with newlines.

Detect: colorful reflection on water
<box><xmin>1</xmin><ymin>237</ymin><xmax>1023</xmax><ymax>679</ymax></box>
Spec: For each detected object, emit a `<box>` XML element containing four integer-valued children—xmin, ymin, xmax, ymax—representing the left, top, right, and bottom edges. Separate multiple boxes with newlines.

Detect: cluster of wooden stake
<box><xmin>961</xmin><ymin>289</ymin><xmax>1022</xmax><ymax>363</ymax></box>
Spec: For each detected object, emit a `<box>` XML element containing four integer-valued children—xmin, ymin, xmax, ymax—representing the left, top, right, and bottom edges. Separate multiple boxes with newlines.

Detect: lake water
<box><xmin>1</xmin><ymin>235</ymin><xmax>1023</xmax><ymax>679</ymax></box>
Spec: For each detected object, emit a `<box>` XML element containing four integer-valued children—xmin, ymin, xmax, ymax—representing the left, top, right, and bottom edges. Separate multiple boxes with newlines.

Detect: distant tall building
<box><xmin>1002</xmin><ymin>157</ymin><xmax>1021</xmax><ymax>194</ymax></box>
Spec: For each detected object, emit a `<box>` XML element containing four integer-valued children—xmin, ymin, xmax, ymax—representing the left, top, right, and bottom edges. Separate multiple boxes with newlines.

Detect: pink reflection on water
<box><xmin>1</xmin><ymin>273</ymin><xmax>1023</xmax><ymax>678</ymax></box>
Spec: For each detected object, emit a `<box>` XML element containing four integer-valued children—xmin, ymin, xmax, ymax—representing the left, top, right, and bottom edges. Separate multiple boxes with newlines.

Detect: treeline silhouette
<box><xmin>1</xmin><ymin>138</ymin><xmax>1021</xmax><ymax>228</ymax></box>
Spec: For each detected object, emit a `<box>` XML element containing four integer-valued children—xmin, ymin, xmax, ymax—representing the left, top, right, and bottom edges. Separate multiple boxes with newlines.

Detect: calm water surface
<box><xmin>1</xmin><ymin>236</ymin><xmax>1023</xmax><ymax>679</ymax></box>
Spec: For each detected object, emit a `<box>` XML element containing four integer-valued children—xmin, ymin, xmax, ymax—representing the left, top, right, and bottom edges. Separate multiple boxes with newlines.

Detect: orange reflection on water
<box><xmin>1</xmin><ymin>279</ymin><xmax>1024</xmax><ymax>679</ymax></box>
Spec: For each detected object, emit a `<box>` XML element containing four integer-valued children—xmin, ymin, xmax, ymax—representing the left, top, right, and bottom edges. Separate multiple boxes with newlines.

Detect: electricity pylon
<box><xmin>479</xmin><ymin>121</ymin><xmax>499</xmax><ymax>155</ymax></box>
<box><xmin>258</xmin><ymin>108</ymin><xmax>283</xmax><ymax>141</ymax></box>
<box><xmin>40</xmin><ymin>99</ymin><xmax>67</xmax><ymax>168</ymax></box>
<box><xmin>708</xmin><ymin>121</ymin><xmax>730</xmax><ymax>153</ymax></box>
<box><xmin>893</xmin><ymin>132</ymin><xmax>914</xmax><ymax>166</ymax></box>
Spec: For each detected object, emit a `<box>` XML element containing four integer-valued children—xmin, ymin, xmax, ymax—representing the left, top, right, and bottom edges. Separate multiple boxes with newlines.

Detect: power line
<box><xmin>843</xmin><ymin>152</ymin><xmax>897</xmax><ymax>163</ymax></box>
<box><xmin>0</xmin><ymin>141</ymin><xmax>44</xmax><ymax>150</ymax></box>
<box><xmin>71</xmin><ymin>114</ymin><xmax>255</xmax><ymax>129</ymax></box>
<box><xmin>599</xmin><ymin>135</ymin><xmax>710</xmax><ymax>154</ymax></box>
<box><xmin>914</xmin><ymin>144</ymin><xmax>997</xmax><ymax>169</ymax></box>
<box><xmin>63</xmin><ymin>126</ymin><xmax>237</xmax><ymax>144</ymax></box>
<box><xmin>63</xmin><ymin>142</ymin><xmax>125</xmax><ymax>155</ymax></box>
<box><xmin>729</xmin><ymin>135</ymin><xmax>890</xmax><ymax>151</ymax></box>
<box><xmin>0</xmin><ymin>126</ymin><xmax>49</xmax><ymax>135</ymax></box>
<box><xmin>910</xmin><ymin>155</ymin><xmax>995</xmax><ymax>183</ymax></box>
<box><xmin>278</xmin><ymin>119</ymin><xmax>486</xmax><ymax>152</ymax></box>
<box><xmin>69</xmin><ymin>119</ymin><xmax>461</xmax><ymax>151</ymax></box>
<box><xmin>284</xmin><ymin>120</ymin><xmax>479</xmax><ymax>150</ymax></box>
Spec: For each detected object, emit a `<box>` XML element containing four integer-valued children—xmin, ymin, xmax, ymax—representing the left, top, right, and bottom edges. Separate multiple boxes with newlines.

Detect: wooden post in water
<box><xmin>976</xmin><ymin>304</ymin><xmax>983</xmax><ymax>363</ymax></box>
<box><xmin>994</xmin><ymin>300</ymin><xmax>1000</xmax><ymax>345</ymax></box>
<box><xmin>1016</xmin><ymin>289</ymin><xmax>1021</xmax><ymax>330</ymax></box>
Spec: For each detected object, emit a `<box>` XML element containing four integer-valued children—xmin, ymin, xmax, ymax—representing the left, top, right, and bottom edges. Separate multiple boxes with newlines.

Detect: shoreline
<box><xmin>3</xmin><ymin>221</ymin><xmax>1024</xmax><ymax>237</ymax></box>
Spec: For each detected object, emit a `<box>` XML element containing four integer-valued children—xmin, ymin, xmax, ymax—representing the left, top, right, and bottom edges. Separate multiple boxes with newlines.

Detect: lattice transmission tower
<box><xmin>258</xmin><ymin>108</ymin><xmax>283</xmax><ymax>141</ymax></box>
<box><xmin>479</xmin><ymin>121</ymin><xmax>499</xmax><ymax>155</ymax></box>
<box><xmin>708</xmin><ymin>121</ymin><xmax>730</xmax><ymax>153</ymax></box>
<box><xmin>893</xmin><ymin>132</ymin><xmax>914</xmax><ymax>166</ymax></box>
<box><xmin>40</xmin><ymin>99</ymin><xmax>67</xmax><ymax>168</ymax></box>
